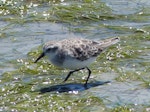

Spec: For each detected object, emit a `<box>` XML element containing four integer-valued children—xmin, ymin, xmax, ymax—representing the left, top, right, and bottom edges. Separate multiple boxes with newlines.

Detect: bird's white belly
<box><xmin>62</xmin><ymin>57</ymin><xmax>96</xmax><ymax>70</ymax></box>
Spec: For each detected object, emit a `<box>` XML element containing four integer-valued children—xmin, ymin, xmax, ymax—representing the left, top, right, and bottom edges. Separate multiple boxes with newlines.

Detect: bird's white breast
<box><xmin>62</xmin><ymin>57</ymin><xmax>96</xmax><ymax>70</ymax></box>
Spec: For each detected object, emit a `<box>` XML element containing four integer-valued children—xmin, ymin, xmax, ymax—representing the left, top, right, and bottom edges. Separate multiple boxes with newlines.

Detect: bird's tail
<box><xmin>99</xmin><ymin>37</ymin><xmax>120</xmax><ymax>50</ymax></box>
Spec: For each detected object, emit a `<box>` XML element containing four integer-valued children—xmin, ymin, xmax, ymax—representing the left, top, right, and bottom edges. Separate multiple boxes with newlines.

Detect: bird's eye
<box><xmin>47</xmin><ymin>48</ymin><xmax>51</xmax><ymax>52</ymax></box>
<box><xmin>46</xmin><ymin>46</ymin><xmax>58</xmax><ymax>52</ymax></box>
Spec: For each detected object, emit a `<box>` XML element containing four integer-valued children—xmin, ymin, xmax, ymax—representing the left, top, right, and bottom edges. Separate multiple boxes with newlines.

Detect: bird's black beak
<box><xmin>34</xmin><ymin>52</ymin><xmax>45</xmax><ymax>63</ymax></box>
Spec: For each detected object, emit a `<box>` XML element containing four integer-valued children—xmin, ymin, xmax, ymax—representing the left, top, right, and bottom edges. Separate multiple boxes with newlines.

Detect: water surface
<box><xmin>0</xmin><ymin>0</ymin><xmax>150</xmax><ymax>111</ymax></box>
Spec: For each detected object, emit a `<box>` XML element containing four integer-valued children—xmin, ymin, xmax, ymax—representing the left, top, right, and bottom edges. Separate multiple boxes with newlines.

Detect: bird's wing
<box><xmin>60</xmin><ymin>38</ymin><xmax>103</xmax><ymax>61</ymax></box>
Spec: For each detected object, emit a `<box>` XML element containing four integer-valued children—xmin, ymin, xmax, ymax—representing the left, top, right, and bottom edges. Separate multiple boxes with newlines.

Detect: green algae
<box><xmin>0</xmin><ymin>0</ymin><xmax>150</xmax><ymax>112</ymax></box>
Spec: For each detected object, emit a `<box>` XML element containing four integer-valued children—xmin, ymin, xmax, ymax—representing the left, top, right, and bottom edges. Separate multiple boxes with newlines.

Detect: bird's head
<box><xmin>34</xmin><ymin>42</ymin><xmax>58</xmax><ymax>63</ymax></box>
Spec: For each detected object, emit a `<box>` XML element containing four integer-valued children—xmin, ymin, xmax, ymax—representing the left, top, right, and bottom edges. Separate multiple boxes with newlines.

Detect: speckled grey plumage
<box><xmin>35</xmin><ymin>37</ymin><xmax>119</xmax><ymax>69</ymax></box>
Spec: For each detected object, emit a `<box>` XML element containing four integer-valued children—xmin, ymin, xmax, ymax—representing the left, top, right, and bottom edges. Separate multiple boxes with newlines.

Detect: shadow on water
<box><xmin>38</xmin><ymin>81</ymin><xmax>110</xmax><ymax>94</ymax></box>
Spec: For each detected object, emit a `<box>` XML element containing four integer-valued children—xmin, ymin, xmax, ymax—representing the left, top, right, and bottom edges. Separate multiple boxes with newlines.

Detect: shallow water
<box><xmin>0</xmin><ymin>0</ymin><xmax>150</xmax><ymax>111</ymax></box>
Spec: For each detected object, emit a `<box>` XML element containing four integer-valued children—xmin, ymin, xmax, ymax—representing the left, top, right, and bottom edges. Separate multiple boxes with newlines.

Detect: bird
<box><xmin>34</xmin><ymin>37</ymin><xmax>120</xmax><ymax>86</ymax></box>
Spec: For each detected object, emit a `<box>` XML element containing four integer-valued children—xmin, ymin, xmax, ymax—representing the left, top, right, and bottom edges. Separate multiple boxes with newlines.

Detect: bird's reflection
<box><xmin>38</xmin><ymin>81</ymin><xmax>110</xmax><ymax>94</ymax></box>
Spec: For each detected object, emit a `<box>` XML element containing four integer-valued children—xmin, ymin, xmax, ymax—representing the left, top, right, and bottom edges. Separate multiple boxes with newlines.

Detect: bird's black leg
<box><xmin>63</xmin><ymin>71</ymin><xmax>73</xmax><ymax>82</ymax></box>
<box><xmin>63</xmin><ymin>68</ymin><xmax>85</xmax><ymax>82</ymax></box>
<box><xmin>84</xmin><ymin>67</ymin><xmax>91</xmax><ymax>86</ymax></box>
